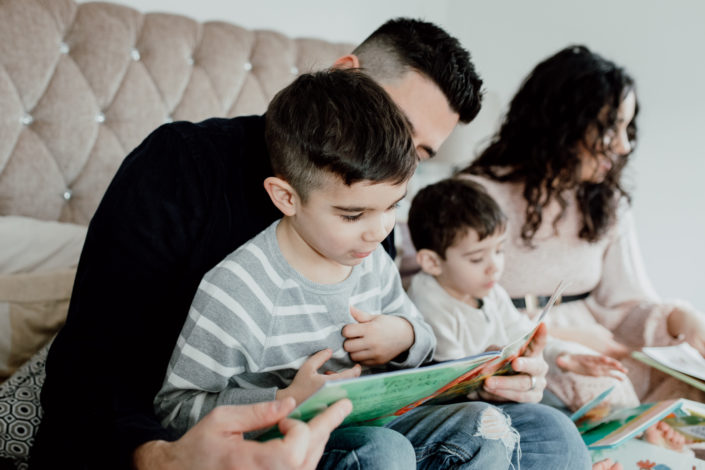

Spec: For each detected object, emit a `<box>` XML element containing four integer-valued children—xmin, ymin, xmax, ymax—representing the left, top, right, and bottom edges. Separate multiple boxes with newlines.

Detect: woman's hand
<box><xmin>556</xmin><ymin>353</ymin><xmax>628</xmax><ymax>379</ymax></box>
<box><xmin>668</xmin><ymin>306</ymin><xmax>705</xmax><ymax>356</ymax></box>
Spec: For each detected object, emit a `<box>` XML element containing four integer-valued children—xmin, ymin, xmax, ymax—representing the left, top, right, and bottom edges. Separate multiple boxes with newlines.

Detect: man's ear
<box><xmin>263</xmin><ymin>176</ymin><xmax>298</xmax><ymax>216</ymax></box>
<box><xmin>332</xmin><ymin>54</ymin><xmax>360</xmax><ymax>70</ymax></box>
<box><xmin>416</xmin><ymin>249</ymin><xmax>444</xmax><ymax>277</ymax></box>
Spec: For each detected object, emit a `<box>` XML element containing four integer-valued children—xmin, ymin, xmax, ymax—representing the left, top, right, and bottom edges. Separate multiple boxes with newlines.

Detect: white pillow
<box><xmin>0</xmin><ymin>216</ymin><xmax>86</xmax><ymax>275</ymax></box>
<box><xmin>0</xmin><ymin>216</ymin><xmax>86</xmax><ymax>382</ymax></box>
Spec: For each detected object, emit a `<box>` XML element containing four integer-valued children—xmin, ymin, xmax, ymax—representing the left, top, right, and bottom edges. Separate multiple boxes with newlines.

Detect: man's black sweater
<box><xmin>30</xmin><ymin>115</ymin><xmax>395</xmax><ymax>468</ymax></box>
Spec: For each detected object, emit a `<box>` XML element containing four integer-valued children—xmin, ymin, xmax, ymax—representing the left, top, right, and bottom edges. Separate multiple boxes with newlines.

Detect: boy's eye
<box><xmin>341</xmin><ymin>214</ymin><xmax>362</xmax><ymax>222</ymax></box>
<box><xmin>469</xmin><ymin>257</ymin><xmax>483</xmax><ymax>264</ymax></box>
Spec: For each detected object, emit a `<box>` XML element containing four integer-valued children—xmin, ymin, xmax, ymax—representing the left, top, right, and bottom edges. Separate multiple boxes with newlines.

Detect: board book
<box><xmin>257</xmin><ymin>281</ymin><xmax>567</xmax><ymax>440</ymax></box>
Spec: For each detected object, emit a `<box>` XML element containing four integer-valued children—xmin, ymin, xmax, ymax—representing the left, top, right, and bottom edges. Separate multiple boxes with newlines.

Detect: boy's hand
<box><xmin>342</xmin><ymin>306</ymin><xmax>415</xmax><ymax>366</ymax></box>
<box><xmin>276</xmin><ymin>349</ymin><xmax>361</xmax><ymax>405</ymax></box>
<box><xmin>556</xmin><ymin>353</ymin><xmax>628</xmax><ymax>379</ymax></box>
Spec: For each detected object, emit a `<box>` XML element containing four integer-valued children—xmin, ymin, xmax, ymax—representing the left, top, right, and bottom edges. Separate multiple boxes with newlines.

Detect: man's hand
<box><xmin>556</xmin><ymin>353</ymin><xmax>628</xmax><ymax>379</ymax></box>
<box><xmin>133</xmin><ymin>397</ymin><xmax>352</xmax><ymax>470</ymax></box>
<box><xmin>342</xmin><ymin>306</ymin><xmax>414</xmax><ymax>366</ymax></box>
<box><xmin>479</xmin><ymin>323</ymin><xmax>549</xmax><ymax>403</ymax></box>
<box><xmin>277</xmin><ymin>349</ymin><xmax>361</xmax><ymax>405</ymax></box>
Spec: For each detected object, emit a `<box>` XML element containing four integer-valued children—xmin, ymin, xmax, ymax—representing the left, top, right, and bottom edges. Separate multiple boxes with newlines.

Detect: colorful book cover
<box><xmin>289</xmin><ymin>321</ymin><xmax>542</xmax><ymax>428</ymax></box>
<box><xmin>590</xmin><ymin>438</ymin><xmax>703</xmax><ymax>470</ymax></box>
<box><xmin>581</xmin><ymin>400</ymin><xmax>683</xmax><ymax>450</ymax></box>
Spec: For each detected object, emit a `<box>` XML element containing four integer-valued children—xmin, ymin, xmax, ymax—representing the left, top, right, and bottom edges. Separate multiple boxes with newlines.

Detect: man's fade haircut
<box><xmin>353</xmin><ymin>18</ymin><xmax>483</xmax><ymax>124</ymax></box>
<box><xmin>265</xmin><ymin>69</ymin><xmax>417</xmax><ymax>201</ymax></box>
<box><xmin>408</xmin><ymin>178</ymin><xmax>507</xmax><ymax>259</ymax></box>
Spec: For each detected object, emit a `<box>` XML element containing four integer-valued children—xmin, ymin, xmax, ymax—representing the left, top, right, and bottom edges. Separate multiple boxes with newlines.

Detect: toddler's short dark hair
<box><xmin>408</xmin><ymin>178</ymin><xmax>506</xmax><ymax>259</ymax></box>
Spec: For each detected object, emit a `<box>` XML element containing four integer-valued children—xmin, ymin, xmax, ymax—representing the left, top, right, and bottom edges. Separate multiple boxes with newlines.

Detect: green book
<box><xmin>257</xmin><ymin>280</ymin><xmax>567</xmax><ymax>440</ymax></box>
<box><xmin>258</xmin><ymin>321</ymin><xmax>542</xmax><ymax>440</ymax></box>
<box><xmin>575</xmin><ymin>398</ymin><xmax>705</xmax><ymax>450</ymax></box>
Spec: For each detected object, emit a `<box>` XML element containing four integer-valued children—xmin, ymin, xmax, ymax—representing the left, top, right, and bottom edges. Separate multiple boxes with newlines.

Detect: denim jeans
<box><xmin>318</xmin><ymin>401</ymin><xmax>591</xmax><ymax>470</ymax></box>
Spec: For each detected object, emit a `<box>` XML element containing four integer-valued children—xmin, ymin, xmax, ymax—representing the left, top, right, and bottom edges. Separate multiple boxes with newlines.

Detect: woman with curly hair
<box><xmin>459</xmin><ymin>45</ymin><xmax>705</xmax><ymax>409</ymax></box>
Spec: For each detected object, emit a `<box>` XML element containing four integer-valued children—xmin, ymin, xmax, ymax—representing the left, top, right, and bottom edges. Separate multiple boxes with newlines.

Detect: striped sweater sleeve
<box><xmin>376</xmin><ymin>251</ymin><xmax>436</xmax><ymax>368</ymax></box>
<box><xmin>153</xmin><ymin>248</ymin><xmax>278</xmax><ymax>435</ymax></box>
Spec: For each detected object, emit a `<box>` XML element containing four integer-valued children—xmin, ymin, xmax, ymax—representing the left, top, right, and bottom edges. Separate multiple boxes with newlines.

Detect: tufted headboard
<box><xmin>0</xmin><ymin>0</ymin><xmax>353</xmax><ymax>225</ymax></box>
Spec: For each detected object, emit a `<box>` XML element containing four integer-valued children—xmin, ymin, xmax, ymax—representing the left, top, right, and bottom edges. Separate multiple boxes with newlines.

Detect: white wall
<box><xmin>82</xmin><ymin>0</ymin><xmax>705</xmax><ymax>308</ymax></box>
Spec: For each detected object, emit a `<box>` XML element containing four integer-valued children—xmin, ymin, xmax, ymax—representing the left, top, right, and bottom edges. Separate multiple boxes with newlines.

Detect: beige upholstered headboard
<box><xmin>0</xmin><ymin>0</ymin><xmax>353</xmax><ymax>225</ymax></box>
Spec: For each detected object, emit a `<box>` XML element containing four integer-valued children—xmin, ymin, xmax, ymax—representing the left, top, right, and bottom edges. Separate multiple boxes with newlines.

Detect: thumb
<box><xmin>224</xmin><ymin>397</ymin><xmax>297</xmax><ymax>433</ymax></box>
<box><xmin>350</xmin><ymin>305</ymin><xmax>374</xmax><ymax>323</ymax></box>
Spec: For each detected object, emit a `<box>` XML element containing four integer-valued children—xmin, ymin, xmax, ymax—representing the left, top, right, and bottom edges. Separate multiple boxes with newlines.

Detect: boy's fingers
<box><xmin>328</xmin><ymin>364</ymin><xmax>361</xmax><ymax>380</ymax></box>
<box><xmin>343</xmin><ymin>337</ymin><xmax>367</xmax><ymax>353</ymax></box>
<box><xmin>341</xmin><ymin>323</ymin><xmax>365</xmax><ymax>339</ymax></box>
<box><xmin>302</xmin><ymin>349</ymin><xmax>333</xmax><ymax>372</ymax></box>
<box><xmin>349</xmin><ymin>306</ymin><xmax>374</xmax><ymax>323</ymax></box>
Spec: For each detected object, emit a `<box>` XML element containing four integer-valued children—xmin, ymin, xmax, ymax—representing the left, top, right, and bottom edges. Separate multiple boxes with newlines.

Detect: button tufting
<box><xmin>59</xmin><ymin>42</ymin><xmax>70</xmax><ymax>54</ymax></box>
<box><xmin>130</xmin><ymin>48</ymin><xmax>141</xmax><ymax>61</ymax></box>
<box><xmin>243</xmin><ymin>61</ymin><xmax>253</xmax><ymax>71</ymax></box>
<box><xmin>290</xmin><ymin>66</ymin><xmax>299</xmax><ymax>75</ymax></box>
<box><xmin>187</xmin><ymin>56</ymin><xmax>195</xmax><ymax>66</ymax></box>
<box><xmin>165</xmin><ymin>115</ymin><xmax>173</xmax><ymax>123</ymax></box>
<box><xmin>95</xmin><ymin>112</ymin><xmax>106</xmax><ymax>123</ymax></box>
<box><xmin>62</xmin><ymin>189</ymin><xmax>72</xmax><ymax>201</ymax></box>
<box><xmin>20</xmin><ymin>113</ymin><xmax>33</xmax><ymax>125</ymax></box>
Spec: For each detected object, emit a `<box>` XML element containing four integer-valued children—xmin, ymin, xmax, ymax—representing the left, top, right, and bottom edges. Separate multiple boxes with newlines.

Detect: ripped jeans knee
<box><xmin>474</xmin><ymin>406</ymin><xmax>521</xmax><ymax>469</ymax></box>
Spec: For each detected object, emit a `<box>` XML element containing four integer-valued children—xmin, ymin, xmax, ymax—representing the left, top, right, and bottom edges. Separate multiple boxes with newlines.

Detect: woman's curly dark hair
<box><xmin>460</xmin><ymin>45</ymin><xmax>638</xmax><ymax>245</ymax></box>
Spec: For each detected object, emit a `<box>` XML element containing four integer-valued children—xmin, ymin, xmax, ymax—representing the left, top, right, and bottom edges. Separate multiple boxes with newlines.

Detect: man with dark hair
<box><xmin>32</xmin><ymin>18</ymin><xmax>590</xmax><ymax>470</ymax></box>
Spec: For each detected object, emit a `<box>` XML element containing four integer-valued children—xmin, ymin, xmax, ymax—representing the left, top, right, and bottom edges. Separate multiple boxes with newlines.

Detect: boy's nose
<box><xmin>364</xmin><ymin>217</ymin><xmax>391</xmax><ymax>242</ymax></box>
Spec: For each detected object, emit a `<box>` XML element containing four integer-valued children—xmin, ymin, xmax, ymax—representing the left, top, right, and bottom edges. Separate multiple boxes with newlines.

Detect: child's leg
<box><xmin>386</xmin><ymin>401</ymin><xmax>517</xmax><ymax>469</ymax></box>
<box><xmin>317</xmin><ymin>426</ymin><xmax>416</xmax><ymax>470</ymax></box>
<box><xmin>497</xmin><ymin>402</ymin><xmax>592</xmax><ymax>469</ymax></box>
<box><xmin>387</xmin><ymin>401</ymin><xmax>591</xmax><ymax>470</ymax></box>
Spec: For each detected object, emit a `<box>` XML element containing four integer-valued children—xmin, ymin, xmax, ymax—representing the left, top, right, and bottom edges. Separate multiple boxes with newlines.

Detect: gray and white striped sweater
<box><xmin>154</xmin><ymin>220</ymin><xmax>435</xmax><ymax>435</ymax></box>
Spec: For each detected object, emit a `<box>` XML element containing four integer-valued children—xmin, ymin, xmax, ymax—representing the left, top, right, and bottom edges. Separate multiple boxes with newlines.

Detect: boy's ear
<box><xmin>332</xmin><ymin>54</ymin><xmax>360</xmax><ymax>70</ymax></box>
<box><xmin>416</xmin><ymin>249</ymin><xmax>444</xmax><ymax>277</ymax></box>
<box><xmin>263</xmin><ymin>176</ymin><xmax>298</xmax><ymax>216</ymax></box>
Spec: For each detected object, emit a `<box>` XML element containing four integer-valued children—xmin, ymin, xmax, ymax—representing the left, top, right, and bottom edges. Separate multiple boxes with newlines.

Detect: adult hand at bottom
<box><xmin>480</xmin><ymin>323</ymin><xmax>549</xmax><ymax>403</ymax></box>
<box><xmin>133</xmin><ymin>397</ymin><xmax>352</xmax><ymax>470</ymax></box>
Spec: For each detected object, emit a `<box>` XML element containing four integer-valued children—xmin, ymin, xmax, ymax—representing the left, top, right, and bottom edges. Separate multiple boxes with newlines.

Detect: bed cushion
<box><xmin>0</xmin><ymin>340</ymin><xmax>51</xmax><ymax>470</ymax></box>
<box><xmin>0</xmin><ymin>217</ymin><xmax>84</xmax><ymax>383</ymax></box>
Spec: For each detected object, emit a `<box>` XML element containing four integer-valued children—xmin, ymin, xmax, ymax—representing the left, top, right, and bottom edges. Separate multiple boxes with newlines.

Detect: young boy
<box><xmin>406</xmin><ymin>178</ymin><xmax>640</xmax><ymax>410</ymax></box>
<box><xmin>154</xmin><ymin>70</ymin><xmax>528</xmax><ymax>468</ymax></box>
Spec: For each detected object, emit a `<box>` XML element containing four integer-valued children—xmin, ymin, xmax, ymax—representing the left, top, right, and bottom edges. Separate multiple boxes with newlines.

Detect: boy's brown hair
<box><xmin>408</xmin><ymin>178</ymin><xmax>507</xmax><ymax>259</ymax></box>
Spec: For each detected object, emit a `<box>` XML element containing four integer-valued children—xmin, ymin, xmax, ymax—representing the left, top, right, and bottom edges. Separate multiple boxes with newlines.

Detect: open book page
<box><xmin>571</xmin><ymin>385</ymin><xmax>616</xmax><ymax>424</ymax></box>
<box><xmin>287</xmin><ymin>350</ymin><xmax>498</xmax><ymax>428</ymax></box>
<box><xmin>663</xmin><ymin>399</ymin><xmax>705</xmax><ymax>442</ymax></box>
<box><xmin>632</xmin><ymin>350</ymin><xmax>705</xmax><ymax>392</ymax></box>
<box><xmin>589</xmin><ymin>438</ymin><xmax>704</xmax><ymax>469</ymax></box>
<box><xmin>641</xmin><ymin>342</ymin><xmax>705</xmax><ymax>381</ymax></box>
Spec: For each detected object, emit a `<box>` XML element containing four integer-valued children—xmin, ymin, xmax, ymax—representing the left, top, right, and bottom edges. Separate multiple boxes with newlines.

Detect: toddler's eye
<box><xmin>341</xmin><ymin>214</ymin><xmax>362</xmax><ymax>222</ymax></box>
